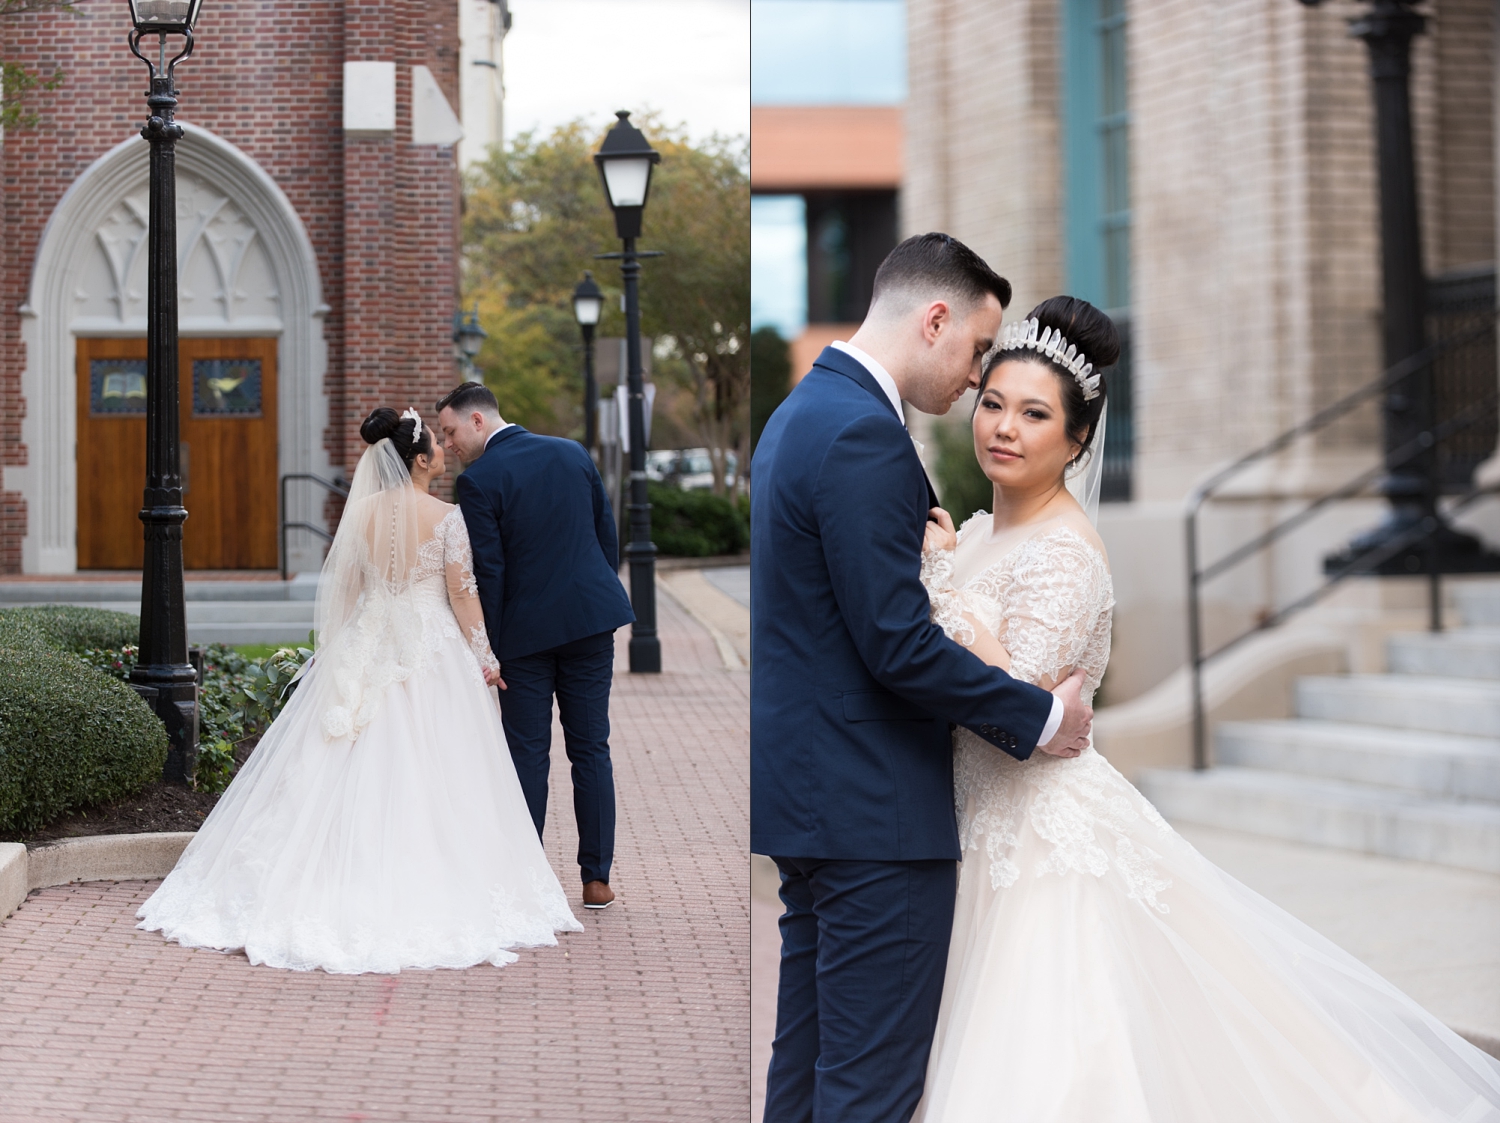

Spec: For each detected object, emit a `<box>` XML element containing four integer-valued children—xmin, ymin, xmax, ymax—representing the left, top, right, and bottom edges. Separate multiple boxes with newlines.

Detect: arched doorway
<box><xmin>18</xmin><ymin>124</ymin><xmax>330</xmax><ymax>573</ymax></box>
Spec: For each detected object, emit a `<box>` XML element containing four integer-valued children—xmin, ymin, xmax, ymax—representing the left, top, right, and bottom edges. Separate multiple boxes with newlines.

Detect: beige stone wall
<box><xmin>1430</xmin><ymin>0</ymin><xmax>1496</xmax><ymax>271</ymax></box>
<box><xmin>904</xmin><ymin>0</ymin><xmax>1065</xmax><ymax>320</ymax></box>
<box><xmin>902</xmin><ymin>0</ymin><xmax>1496</xmax><ymax>700</ymax></box>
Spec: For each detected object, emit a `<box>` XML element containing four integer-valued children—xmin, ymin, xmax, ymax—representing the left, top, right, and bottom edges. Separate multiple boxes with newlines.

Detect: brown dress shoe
<box><xmin>582</xmin><ymin>880</ymin><xmax>615</xmax><ymax>910</ymax></box>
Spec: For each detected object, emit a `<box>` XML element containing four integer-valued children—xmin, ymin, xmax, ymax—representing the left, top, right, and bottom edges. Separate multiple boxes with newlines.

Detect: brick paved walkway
<box><xmin>0</xmin><ymin>590</ymin><xmax>748</xmax><ymax>1122</ymax></box>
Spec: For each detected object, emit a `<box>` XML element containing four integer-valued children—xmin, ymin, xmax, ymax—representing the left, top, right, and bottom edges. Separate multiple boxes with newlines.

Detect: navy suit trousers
<box><xmin>497</xmin><ymin>629</ymin><xmax>616</xmax><ymax>885</ymax></box>
<box><xmin>765</xmin><ymin>857</ymin><xmax>957</xmax><ymax>1123</ymax></box>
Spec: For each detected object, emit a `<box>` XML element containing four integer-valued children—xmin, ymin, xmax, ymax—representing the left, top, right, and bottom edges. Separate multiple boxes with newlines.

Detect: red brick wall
<box><xmin>0</xmin><ymin>0</ymin><xmax>463</xmax><ymax>571</ymax></box>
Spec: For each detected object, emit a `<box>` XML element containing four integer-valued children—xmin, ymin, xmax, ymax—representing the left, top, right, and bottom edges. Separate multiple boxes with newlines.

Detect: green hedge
<box><xmin>0</xmin><ymin>608</ymin><xmax>167</xmax><ymax>832</ymax></box>
<box><xmin>649</xmin><ymin>484</ymin><xmax>749</xmax><ymax>557</ymax></box>
<box><xmin>0</xmin><ymin>605</ymin><xmax>139</xmax><ymax>655</ymax></box>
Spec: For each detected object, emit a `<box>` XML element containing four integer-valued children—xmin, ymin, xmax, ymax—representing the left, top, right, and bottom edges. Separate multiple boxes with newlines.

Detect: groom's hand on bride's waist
<box><xmin>1039</xmin><ymin>669</ymin><xmax>1092</xmax><ymax>758</ymax></box>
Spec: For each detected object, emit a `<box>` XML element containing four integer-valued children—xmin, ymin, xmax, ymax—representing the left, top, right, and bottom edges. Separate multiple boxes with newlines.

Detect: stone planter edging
<box><xmin>0</xmin><ymin>832</ymin><xmax>194</xmax><ymax>921</ymax></box>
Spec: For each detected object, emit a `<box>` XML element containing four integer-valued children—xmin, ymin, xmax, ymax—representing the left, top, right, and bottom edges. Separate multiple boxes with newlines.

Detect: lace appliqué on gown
<box><xmin>320</xmin><ymin>508</ymin><xmax>501</xmax><ymax>741</ymax></box>
<box><xmin>924</xmin><ymin>519</ymin><xmax>1173</xmax><ymax>911</ymax></box>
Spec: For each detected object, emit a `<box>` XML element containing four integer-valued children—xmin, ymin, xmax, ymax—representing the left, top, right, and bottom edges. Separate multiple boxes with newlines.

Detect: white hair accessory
<box><xmin>400</xmin><ymin>407</ymin><xmax>423</xmax><ymax>443</ymax></box>
<box><xmin>991</xmin><ymin>317</ymin><xmax>1101</xmax><ymax>401</ymax></box>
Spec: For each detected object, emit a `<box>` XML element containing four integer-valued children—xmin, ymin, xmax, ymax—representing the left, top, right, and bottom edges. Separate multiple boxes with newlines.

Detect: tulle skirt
<box><xmin>914</xmin><ymin>746</ymin><xmax>1500</xmax><ymax>1122</ymax></box>
<box><xmin>136</xmin><ymin>633</ymin><xmax>582</xmax><ymax>974</ymax></box>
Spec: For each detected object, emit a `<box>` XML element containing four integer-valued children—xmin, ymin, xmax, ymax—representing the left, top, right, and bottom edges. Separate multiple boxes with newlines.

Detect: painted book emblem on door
<box><xmin>89</xmin><ymin>359</ymin><xmax>148</xmax><ymax>415</ymax></box>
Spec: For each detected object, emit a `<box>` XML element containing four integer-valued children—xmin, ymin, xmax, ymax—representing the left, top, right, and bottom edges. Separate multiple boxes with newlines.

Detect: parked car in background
<box><xmin>645</xmin><ymin>450</ymin><xmax>678</xmax><ymax>483</ymax></box>
<box><xmin>646</xmin><ymin>448</ymin><xmax>739</xmax><ymax>491</ymax></box>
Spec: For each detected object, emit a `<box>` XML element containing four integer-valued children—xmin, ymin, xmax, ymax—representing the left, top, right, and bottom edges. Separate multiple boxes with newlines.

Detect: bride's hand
<box><xmin>924</xmin><ymin>507</ymin><xmax>957</xmax><ymax>554</ymax></box>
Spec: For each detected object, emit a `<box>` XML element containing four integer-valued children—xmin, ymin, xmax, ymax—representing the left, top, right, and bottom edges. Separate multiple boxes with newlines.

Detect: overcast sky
<box><xmin>502</xmin><ymin>0</ymin><xmax>750</xmax><ymax>145</ymax></box>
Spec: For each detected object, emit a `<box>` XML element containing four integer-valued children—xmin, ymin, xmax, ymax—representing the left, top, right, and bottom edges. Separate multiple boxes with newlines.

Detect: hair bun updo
<box><xmin>1028</xmin><ymin>295</ymin><xmax>1121</xmax><ymax>372</ymax></box>
<box><xmin>360</xmin><ymin>406</ymin><xmax>402</xmax><ymax>446</ymax></box>
<box><xmin>359</xmin><ymin>406</ymin><xmax>433</xmax><ymax>470</ymax></box>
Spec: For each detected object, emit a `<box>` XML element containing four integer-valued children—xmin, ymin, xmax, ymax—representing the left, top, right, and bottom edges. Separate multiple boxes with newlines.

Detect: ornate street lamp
<box><xmin>595</xmin><ymin>110</ymin><xmax>663</xmax><ymax>673</ymax></box>
<box><xmin>573</xmin><ymin>271</ymin><xmax>603</xmax><ymax>452</ymax></box>
<box><xmin>125</xmin><ymin>0</ymin><xmax>205</xmax><ymax>784</ymax></box>
<box><xmin>452</xmin><ymin>304</ymin><xmax>487</xmax><ymax>382</ymax></box>
<box><xmin>1300</xmin><ymin>0</ymin><xmax>1500</xmax><ymax>578</ymax></box>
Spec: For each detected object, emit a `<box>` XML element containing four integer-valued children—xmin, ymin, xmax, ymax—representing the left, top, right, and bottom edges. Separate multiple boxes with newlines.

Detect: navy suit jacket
<box><xmin>455</xmin><ymin>426</ymin><xmax>635</xmax><ymax>662</ymax></box>
<box><xmin>750</xmin><ymin>347</ymin><xmax>1057</xmax><ymax>861</ymax></box>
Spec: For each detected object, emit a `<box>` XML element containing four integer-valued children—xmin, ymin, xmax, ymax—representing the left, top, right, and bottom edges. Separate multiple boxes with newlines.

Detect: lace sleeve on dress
<box><xmin>439</xmin><ymin>508</ymin><xmax>501</xmax><ymax>675</ymax></box>
<box><xmin>993</xmin><ymin>531</ymin><xmax>1112</xmax><ymax>691</ymax></box>
<box><xmin>921</xmin><ymin>548</ymin><xmax>977</xmax><ymax>646</ymax></box>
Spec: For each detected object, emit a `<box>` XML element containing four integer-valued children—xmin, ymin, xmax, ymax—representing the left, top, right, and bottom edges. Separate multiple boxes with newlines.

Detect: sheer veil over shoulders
<box><xmin>915</xmin><ymin>510</ymin><xmax>1500</xmax><ymax>1122</ymax></box>
<box><xmin>136</xmin><ymin>437</ymin><xmax>582</xmax><ymax>974</ymax></box>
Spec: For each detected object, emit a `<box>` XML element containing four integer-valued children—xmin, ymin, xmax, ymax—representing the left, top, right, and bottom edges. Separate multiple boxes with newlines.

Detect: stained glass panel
<box><xmin>193</xmin><ymin>358</ymin><xmax>262</xmax><ymax>417</ymax></box>
<box><xmin>90</xmin><ymin>359</ymin><xmax>148</xmax><ymax>416</ymax></box>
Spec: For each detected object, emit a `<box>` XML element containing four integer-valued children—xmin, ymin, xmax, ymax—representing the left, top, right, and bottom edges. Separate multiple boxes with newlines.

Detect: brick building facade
<box><xmin>0</xmin><ymin>1</ymin><xmax>465</xmax><ymax>575</ymax></box>
<box><xmin>905</xmin><ymin>0</ymin><xmax>1498</xmax><ymax>700</ymax></box>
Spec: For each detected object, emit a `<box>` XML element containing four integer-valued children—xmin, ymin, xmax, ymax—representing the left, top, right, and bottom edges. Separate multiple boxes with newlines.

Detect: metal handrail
<box><xmin>279</xmin><ymin>472</ymin><xmax>349</xmax><ymax>580</ymax></box>
<box><xmin>1186</xmin><ymin>310</ymin><xmax>1500</xmax><ymax>769</ymax></box>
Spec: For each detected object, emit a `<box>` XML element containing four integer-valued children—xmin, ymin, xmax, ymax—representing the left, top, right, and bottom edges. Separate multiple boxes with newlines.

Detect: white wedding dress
<box><xmin>137</xmin><ymin>441</ymin><xmax>581</xmax><ymax>973</ymax></box>
<box><xmin>915</xmin><ymin>513</ymin><xmax>1500</xmax><ymax>1122</ymax></box>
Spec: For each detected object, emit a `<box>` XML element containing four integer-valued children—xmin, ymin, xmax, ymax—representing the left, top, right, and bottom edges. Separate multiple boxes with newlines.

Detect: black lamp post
<box><xmin>573</xmin><ymin>272</ymin><xmax>603</xmax><ymax>452</ymax></box>
<box><xmin>125</xmin><ymin>0</ymin><xmax>204</xmax><ymax>785</ymax></box>
<box><xmin>453</xmin><ymin>305</ymin><xmax>487</xmax><ymax>383</ymax></box>
<box><xmin>1301</xmin><ymin>0</ymin><xmax>1500</xmax><ymax>578</ymax></box>
<box><xmin>595</xmin><ymin>110</ymin><xmax>662</xmax><ymax>673</ymax></box>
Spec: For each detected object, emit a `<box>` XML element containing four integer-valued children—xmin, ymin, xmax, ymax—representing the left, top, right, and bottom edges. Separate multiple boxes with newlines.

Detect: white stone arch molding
<box><xmin>13</xmin><ymin>122</ymin><xmax>331</xmax><ymax>574</ymax></box>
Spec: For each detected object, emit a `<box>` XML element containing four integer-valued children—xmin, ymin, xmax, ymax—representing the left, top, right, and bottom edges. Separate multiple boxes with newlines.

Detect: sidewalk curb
<box><xmin>656</xmin><ymin>575</ymin><xmax>747</xmax><ymax>670</ymax></box>
<box><xmin>0</xmin><ymin>833</ymin><xmax>194</xmax><ymax>920</ymax></box>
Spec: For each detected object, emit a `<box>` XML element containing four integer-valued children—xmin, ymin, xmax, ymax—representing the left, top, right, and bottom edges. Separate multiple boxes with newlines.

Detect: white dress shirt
<box><xmin>482</xmin><ymin>421</ymin><xmax>516</xmax><ymax>448</ymax></box>
<box><xmin>832</xmin><ymin>340</ymin><xmax>904</xmax><ymax>424</ymax></box>
<box><xmin>829</xmin><ymin>339</ymin><xmax>1066</xmax><ymax>750</ymax></box>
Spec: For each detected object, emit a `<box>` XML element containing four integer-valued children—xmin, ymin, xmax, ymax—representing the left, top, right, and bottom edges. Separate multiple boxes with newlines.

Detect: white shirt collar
<box><xmin>483</xmin><ymin>421</ymin><xmax>516</xmax><ymax>448</ymax></box>
<box><xmin>831</xmin><ymin>340</ymin><xmax>905</xmax><ymax>427</ymax></box>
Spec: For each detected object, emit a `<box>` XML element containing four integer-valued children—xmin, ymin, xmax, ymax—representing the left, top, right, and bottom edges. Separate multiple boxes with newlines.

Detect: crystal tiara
<box><xmin>992</xmin><ymin>318</ymin><xmax>1101</xmax><ymax>401</ymax></box>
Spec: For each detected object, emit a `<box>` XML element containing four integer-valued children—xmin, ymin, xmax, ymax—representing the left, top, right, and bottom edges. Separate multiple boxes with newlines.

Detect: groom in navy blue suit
<box><xmin>438</xmin><ymin>383</ymin><xmax>635</xmax><ymax>911</ymax></box>
<box><xmin>752</xmin><ymin>234</ymin><xmax>1095</xmax><ymax>1121</ymax></box>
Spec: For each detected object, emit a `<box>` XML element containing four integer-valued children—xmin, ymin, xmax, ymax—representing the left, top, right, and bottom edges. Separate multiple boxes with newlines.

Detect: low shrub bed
<box><xmin>0</xmin><ymin>608</ymin><xmax>167</xmax><ymax>833</ymax></box>
<box><xmin>649</xmin><ymin>484</ymin><xmax>749</xmax><ymax>557</ymax></box>
<box><xmin>81</xmin><ymin>639</ymin><xmax>313</xmax><ymax>794</ymax></box>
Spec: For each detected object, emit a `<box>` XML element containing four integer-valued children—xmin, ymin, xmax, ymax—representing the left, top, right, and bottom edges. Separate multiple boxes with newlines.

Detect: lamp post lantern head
<box><xmin>573</xmin><ymin>271</ymin><xmax>604</xmax><ymax>328</ymax></box>
<box><xmin>594</xmin><ymin>111</ymin><xmax>661</xmax><ymax>241</ymax></box>
<box><xmin>128</xmin><ymin>0</ymin><xmax>205</xmax><ymax>33</ymax></box>
<box><xmin>453</xmin><ymin>305</ymin><xmax>487</xmax><ymax>359</ymax></box>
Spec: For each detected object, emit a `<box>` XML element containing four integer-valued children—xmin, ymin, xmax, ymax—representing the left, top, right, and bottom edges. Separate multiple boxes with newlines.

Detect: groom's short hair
<box><xmin>435</xmin><ymin>382</ymin><xmax>500</xmax><ymax>417</ymax></box>
<box><xmin>869</xmin><ymin>233</ymin><xmax>1011</xmax><ymax>315</ymax></box>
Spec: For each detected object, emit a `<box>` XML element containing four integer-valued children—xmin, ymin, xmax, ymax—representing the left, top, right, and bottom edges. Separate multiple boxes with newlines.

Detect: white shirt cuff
<box><xmin>1035</xmin><ymin>694</ymin><xmax>1065</xmax><ymax>748</ymax></box>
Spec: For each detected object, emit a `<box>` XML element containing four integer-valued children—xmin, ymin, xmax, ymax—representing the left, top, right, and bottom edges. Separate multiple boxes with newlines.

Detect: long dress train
<box><xmin>915</xmin><ymin>515</ymin><xmax>1500</xmax><ymax>1122</ymax></box>
<box><xmin>137</xmin><ymin>482</ymin><xmax>582</xmax><ymax>974</ymax></box>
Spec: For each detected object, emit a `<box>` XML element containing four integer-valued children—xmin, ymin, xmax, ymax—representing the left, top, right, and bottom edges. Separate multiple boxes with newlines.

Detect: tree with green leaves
<box><xmin>1</xmin><ymin>1</ymin><xmax>72</xmax><ymax>131</ymax></box>
<box><xmin>751</xmin><ymin>326</ymin><xmax>791</xmax><ymax>452</ymax></box>
<box><xmin>463</xmin><ymin>118</ymin><xmax>750</xmax><ymax>495</ymax></box>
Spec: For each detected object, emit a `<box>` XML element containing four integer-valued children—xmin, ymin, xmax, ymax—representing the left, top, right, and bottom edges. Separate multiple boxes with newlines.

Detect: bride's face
<box><xmin>413</xmin><ymin>440</ymin><xmax>446</xmax><ymax>483</ymax></box>
<box><xmin>972</xmin><ymin>359</ymin><xmax>1082</xmax><ymax>492</ymax></box>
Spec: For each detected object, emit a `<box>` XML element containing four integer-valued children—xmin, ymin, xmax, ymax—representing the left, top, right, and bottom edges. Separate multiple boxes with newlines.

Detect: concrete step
<box><xmin>1295</xmin><ymin>674</ymin><xmax>1500</xmax><ymax>738</ymax></box>
<box><xmin>1388</xmin><ymin>629</ymin><xmax>1500</xmax><ymax>680</ymax></box>
<box><xmin>0</xmin><ymin>574</ymin><xmax>318</xmax><ymax>604</ymax></box>
<box><xmin>79</xmin><ymin>601</ymin><xmax>316</xmax><ymax>624</ymax></box>
<box><xmin>1137</xmin><ymin>766</ymin><xmax>1500</xmax><ymax>873</ymax></box>
<box><xmin>186</xmin><ymin>622</ymin><xmax>315</xmax><ymax>645</ymax></box>
<box><xmin>1216</xmin><ymin>719</ymin><xmax>1500</xmax><ymax>802</ymax></box>
<box><xmin>1453</xmin><ymin>582</ymin><xmax>1500</xmax><ymax>628</ymax></box>
<box><xmin>85</xmin><ymin>601</ymin><xmax>313</xmax><ymax>646</ymax></box>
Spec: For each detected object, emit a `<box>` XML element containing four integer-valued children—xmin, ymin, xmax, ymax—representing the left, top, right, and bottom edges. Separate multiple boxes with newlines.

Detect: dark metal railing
<box><xmin>278</xmin><ymin>472</ymin><xmax>348</xmax><ymax>581</ymax></box>
<box><xmin>1186</xmin><ymin>305</ymin><xmax>1500</xmax><ymax>769</ymax></box>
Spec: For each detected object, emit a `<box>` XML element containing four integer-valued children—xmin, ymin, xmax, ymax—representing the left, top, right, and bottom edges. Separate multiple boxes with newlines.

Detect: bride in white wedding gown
<box><xmin>914</xmin><ymin>300</ymin><xmax>1500</xmax><ymax>1122</ymax></box>
<box><xmin>137</xmin><ymin>407</ymin><xmax>582</xmax><ymax>973</ymax></box>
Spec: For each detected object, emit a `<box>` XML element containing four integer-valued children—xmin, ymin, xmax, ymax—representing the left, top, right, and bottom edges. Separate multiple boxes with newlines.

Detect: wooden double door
<box><xmin>77</xmin><ymin>337</ymin><xmax>279</xmax><ymax>570</ymax></box>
